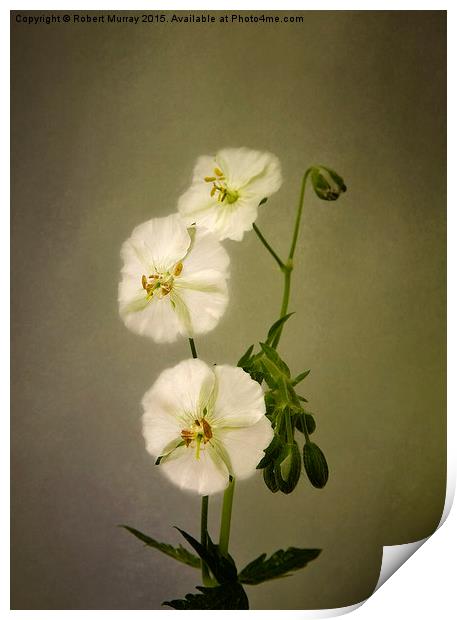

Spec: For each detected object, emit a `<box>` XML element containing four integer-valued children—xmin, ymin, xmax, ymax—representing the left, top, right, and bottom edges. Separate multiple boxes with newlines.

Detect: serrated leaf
<box><xmin>164</xmin><ymin>582</ymin><xmax>249</xmax><ymax>609</ymax></box>
<box><xmin>292</xmin><ymin>369</ymin><xmax>310</xmax><ymax>385</ymax></box>
<box><xmin>121</xmin><ymin>525</ymin><xmax>200</xmax><ymax>569</ymax></box>
<box><xmin>266</xmin><ymin>313</ymin><xmax>294</xmax><ymax>346</ymax></box>
<box><xmin>237</xmin><ymin>344</ymin><xmax>254</xmax><ymax>368</ymax></box>
<box><xmin>238</xmin><ymin>547</ymin><xmax>321</xmax><ymax>585</ymax></box>
<box><xmin>175</xmin><ymin>528</ymin><xmax>237</xmax><ymax>584</ymax></box>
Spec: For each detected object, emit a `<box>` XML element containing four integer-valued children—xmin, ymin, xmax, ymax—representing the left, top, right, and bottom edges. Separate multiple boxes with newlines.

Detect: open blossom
<box><xmin>177</xmin><ymin>147</ymin><xmax>282</xmax><ymax>242</ymax></box>
<box><xmin>118</xmin><ymin>214</ymin><xmax>229</xmax><ymax>343</ymax></box>
<box><xmin>142</xmin><ymin>358</ymin><xmax>273</xmax><ymax>495</ymax></box>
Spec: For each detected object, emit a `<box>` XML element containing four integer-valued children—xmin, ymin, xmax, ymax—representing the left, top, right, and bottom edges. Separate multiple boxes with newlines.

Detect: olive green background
<box><xmin>11</xmin><ymin>10</ymin><xmax>446</xmax><ymax>610</ymax></box>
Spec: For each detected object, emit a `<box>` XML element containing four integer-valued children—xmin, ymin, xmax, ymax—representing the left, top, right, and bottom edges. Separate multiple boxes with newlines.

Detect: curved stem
<box><xmin>289</xmin><ymin>168</ymin><xmax>311</xmax><ymax>261</ymax></box>
<box><xmin>219</xmin><ymin>477</ymin><xmax>235</xmax><ymax>557</ymax></box>
<box><xmin>253</xmin><ymin>223</ymin><xmax>285</xmax><ymax>270</ymax></box>
<box><xmin>272</xmin><ymin>169</ymin><xmax>312</xmax><ymax>348</ymax></box>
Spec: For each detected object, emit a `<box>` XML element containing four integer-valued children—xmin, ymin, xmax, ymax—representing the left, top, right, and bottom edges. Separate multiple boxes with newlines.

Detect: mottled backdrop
<box><xmin>11</xmin><ymin>10</ymin><xmax>446</xmax><ymax>610</ymax></box>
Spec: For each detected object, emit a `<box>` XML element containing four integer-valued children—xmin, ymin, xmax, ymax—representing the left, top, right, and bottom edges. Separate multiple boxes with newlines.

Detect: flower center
<box><xmin>204</xmin><ymin>167</ymin><xmax>239</xmax><ymax>204</ymax></box>
<box><xmin>141</xmin><ymin>261</ymin><xmax>183</xmax><ymax>300</ymax></box>
<box><xmin>181</xmin><ymin>417</ymin><xmax>213</xmax><ymax>459</ymax></box>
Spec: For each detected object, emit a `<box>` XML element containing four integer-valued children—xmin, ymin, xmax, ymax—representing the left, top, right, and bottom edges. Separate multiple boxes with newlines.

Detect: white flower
<box><xmin>118</xmin><ymin>214</ymin><xmax>229</xmax><ymax>343</ymax></box>
<box><xmin>142</xmin><ymin>358</ymin><xmax>273</xmax><ymax>495</ymax></box>
<box><xmin>177</xmin><ymin>147</ymin><xmax>282</xmax><ymax>241</ymax></box>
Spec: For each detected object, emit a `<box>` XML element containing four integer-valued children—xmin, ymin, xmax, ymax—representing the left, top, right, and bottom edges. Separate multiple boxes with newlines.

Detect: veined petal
<box><xmin>142</xmin><ymin>359</ymin><xmax>216</xmax><ymax>426</ymax></box>
<box><xmin>183</xmin><ymin>227</ymin><xmax>230</xmax><ymax>276</ymax></box>
<box><xmin>216</xmin><ymin>147</ymin><xmax>282</xmax><ymax>193</ymax></box>
<box><xmin>159</xmin><ymin>443</ymin><xmax>230</xmax><ymax>495</ymax></box>
<box><xmin>175</xmin><ymin>271</ymin><xmax>229</xmax><ymax>336</ymax></box>
<box><xmin>210</xmin><ymin>365</ymin><xmax>266</xmax><ymax>428</ymax></box>
<box><xmin>119</xmin><ymin>288</ymin><xmax>182</xmax><ymax>342</ymax></box>
<box><xmin>177</xmin><ymin>147</ymin><xmax>282</xmax><ymax>241</ymax></box>
<box><xmin>126</xmin><ymin>214</ymin><xmax>191</xmax><ymax>273</ymax></box>
<box><xmin>177</xmin><ymin>184</ymin><xmax>218</xmax><ymax>228</ymax></box>
<box><xmin>214</xmin><ymin>416</ymin><xmax>274</xmax><ymax>479</ymax></box>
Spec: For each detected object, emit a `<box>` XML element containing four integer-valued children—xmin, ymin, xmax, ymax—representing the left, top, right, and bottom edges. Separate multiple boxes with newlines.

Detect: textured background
<box><xmin>11</xmin><ymin>10</ymin><xmax>446</xmax><ymax>610</ymax></box>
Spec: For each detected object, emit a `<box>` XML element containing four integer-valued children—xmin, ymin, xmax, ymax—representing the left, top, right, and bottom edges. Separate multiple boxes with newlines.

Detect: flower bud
<box><xmin>303</xmin><ymin>442</ymin><xmax>329</xmax><ymax>488</ymax></box>
<box><xmin>295</xmin><ymin>412</ymin><xmax>316</xmax><ymax>435</ymax></box>
<box><xmin>310</xmin><ymin>166</ymin><xmax>346</xmax><ymax>201</ymax></box>
<box><xmin>274</xmin><ymin>442</ymin><xmax>301</xmax><ymax>494</ymax></box>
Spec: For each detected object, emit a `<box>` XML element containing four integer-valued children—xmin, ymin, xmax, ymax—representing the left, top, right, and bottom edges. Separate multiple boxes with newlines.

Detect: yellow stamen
<box><xmin>173</xmin><ymin>261</ymin><xmax>183</xmax><ymax>277</ymax></box>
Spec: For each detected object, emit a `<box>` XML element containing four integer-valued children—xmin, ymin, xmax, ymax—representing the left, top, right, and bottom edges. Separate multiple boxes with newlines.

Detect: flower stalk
<box><xmin>219</xmin><ymin>477</ymin><xmax>235</xmax><ymax>557</ymax></box>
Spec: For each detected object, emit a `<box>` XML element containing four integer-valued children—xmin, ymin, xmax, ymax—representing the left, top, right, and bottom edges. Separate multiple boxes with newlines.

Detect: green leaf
<box><xmin>303</xmin><ymin>442</ymin><xmax>329</xmax><ymax>488</ymax></box>
<box><xmin>164</xmin><ymin>582</ymin><xmax>249</xmax><ymax>609</ymax></box>
<box><xmin>175</xmin><ymin>528</ymin><xmax>237</xmax><ymax>584</ymax></box>
<box><xmin>237</xmin><ymin>344</ymin><xmax>254</xmax><ymax>368</ymax></box>
<box><xmin>238</xmin><ymin>547</ymin><xmax>321</xmax><ymax>585</ymax></box>
<box><xmin>266</xmin><ymin>313</ymin><xmax>294</xmax><ymax>346</ymax></box>
<box><xmin>120</xmin><ymin>525</ymin><xmax>200</xmax><ymax>569</ymax></box>
<box><xmin>292</xmin><ymin>369</ymin><xmax>310</xmax><ymax>385</ymax></box>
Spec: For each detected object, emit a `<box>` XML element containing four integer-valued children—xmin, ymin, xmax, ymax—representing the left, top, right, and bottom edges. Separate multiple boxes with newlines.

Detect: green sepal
<box><xmin>175</xmin><ymin>527</ymin><xmax>237</xmax><ymax>584</ymax></box>
<box><xmin>310</xmin><ymin>166</ymin><xmax>347</xmax><ymax>201</ymax></box>
<box><xmin>266</xmin><ymin>313</ymin><xmax>294</xmax><ymax>346</ymax></box>
<box><xmin>257</xmin><ymin>434</ymin><xmax>285</xmax><ymax>469</ymax></box>
<box><xmin>274</xmin><ymin>441</ymin><xmax>302</xmax><ymax>494</ymax></box>
<box><xmin>238</xmin><ymin>547</ymin><xmax>321</xmax><ymax>585</ymax></box>
<box><xmin>120</xmin><ymin>525</ymin><xmax>200</xmax><ymax>569</ymax></box>
<box><xmin>263</xmin><ymin>461</ymin><xmax>279</xmax><ymax>493</ymax></box>
<box><xmin>237</xmin><ymin>344</ymin><xmax>254</xmax><ymax>368</ymax></box>
<box><xmin>292</xmin><ymin>369</ymin><xmax>310</xmax><ymax>386</ymax></box>
<box><xmin>303</xmin><ymin>442</ymin><xmax>329</xmax><ymax>488</ymax></box>
<box><xmin>164</xmin><ymin>582</ymin><xmax>249</xmax><ymax>610</ymax></box>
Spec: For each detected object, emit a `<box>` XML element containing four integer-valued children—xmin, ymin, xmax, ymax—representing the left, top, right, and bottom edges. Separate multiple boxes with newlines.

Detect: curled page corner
<box><xmin>374</xmin><ymin>465</ymin><xmax>455</xmax><ymax>594</ymax></box>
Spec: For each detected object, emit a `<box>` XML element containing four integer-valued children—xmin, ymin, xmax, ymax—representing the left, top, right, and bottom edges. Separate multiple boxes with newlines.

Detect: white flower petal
<box><xmin>214</xmin><ymin>415</ymin><xmax>274</xmax><ymax>480</ymax></box>
<box><xmin>210</xmin><ymin>365</ymin><xmax>266</xmax><ymax>427</ymax></box>
<box><xmin>124</xmin><ymin>214</ymin><xmax>190</xmax><ymax>273</ymax></box>
<box><xmin>159</xmin><ymin>444</ymin><xmax>230</xmax><ymax>495</ymax></box>
<box><xmin>119</xmin><ymin>215</ymin><xmax>229</xmax><ymax>342</ymax></box>
<box><xmin>119</xmin><ymin>288</ymin><xmax>182</xmax><ymax>342</ymax></box>
<box><xmin>143</xmin><ymin>359</ymin><xmax>215</xmax><ymax>424</ymax></box>
<box><xmin>216</xmin><ymin>147</ymin><xmax>282</xmax><ymax>193</ymax></box>
<box><xmin>177</xmin><ymin>184</ymin><xmax>219</xmax><ymax>228</ymax></box>
<box><xmin>177</xmin><ymin>147</ymin><xmax>282</xmax><ymax>241</ymax></box>
<box><xmin>183</xmin><ymin>227</ymin><xmax>230</xmax><ymax>275</ymax></box>
<box><xmin>175</xmin><ymin>271</ymin><xmax>229</xmax><ymax>336</ymax></box>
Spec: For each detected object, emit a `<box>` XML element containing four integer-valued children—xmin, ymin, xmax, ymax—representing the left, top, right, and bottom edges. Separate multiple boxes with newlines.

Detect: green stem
<box><xmin>272</xmin><ymin>169</ymin><xmax>312</xmax><ymax>349</ymax></box>
<box><xmin>219</xmin><ymin>477</ymin><xmax>235</xmax><ymax>557</ymax></box>
<box><xmin>188</xmin><ymin>337</ymin><xmax>212</xmax><ymax>585</ymax></box>
<box><xmin>253</xmin><ymin>223</ymin><xmax>285</xmax><ymax>270</ymax></box>
<box><xmin>200</xmin><ymin>496</ymin><xmax>212</xmax><ymax>585</ymax></box>
<box><xmin>189</xmin><ymin>337</ymin><xmax>198</xmax><ymax>359</ymax></box>
<box><xmin>289</xmin><ymin>168</ymin><xmax>311</xmax><ymax>261</ymax></box>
